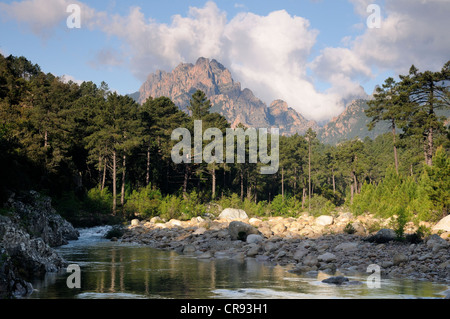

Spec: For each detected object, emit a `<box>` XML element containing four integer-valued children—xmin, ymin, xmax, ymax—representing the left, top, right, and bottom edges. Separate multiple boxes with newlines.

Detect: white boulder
<box><xmin>218</xmin><ymin>208</ymin><xmax>248</xmax><ymax>220</ymax></box>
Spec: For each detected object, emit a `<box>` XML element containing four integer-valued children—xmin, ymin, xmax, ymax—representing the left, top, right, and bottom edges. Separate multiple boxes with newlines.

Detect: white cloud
<box><xmin>100</xmin><ymin>2</ymin><xmax>227</xmax><ymax>79</ymax></box>
<box><xmin>2</xmin><ymin>0</ymin><xmax>449</xmax><ymax>122</ymax></box>
<box><xmin>222</xmin><ymin>10</ymin><xmax>345</xmax><ymax>122</ymax></box>
<box><xmin>0</xmin><ymin>0</ymin><xmax>69</xmax><ymax>37</ymax></box>
<box><xmin>351</xmin><ymin>0</ymin><xmax>450</xmax><ymax>74</ymax></box>
<box><xmin>60</xmin><ymin>74</ymin><xmax>84</xmax><ymax>85</ymax></box>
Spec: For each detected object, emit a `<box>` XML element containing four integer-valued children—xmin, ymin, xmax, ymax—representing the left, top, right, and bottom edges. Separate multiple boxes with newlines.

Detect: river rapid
<box><xmin>27</xmin><ymin>226</ymin><xmax>449</xmax><ymax>299</ymax></box>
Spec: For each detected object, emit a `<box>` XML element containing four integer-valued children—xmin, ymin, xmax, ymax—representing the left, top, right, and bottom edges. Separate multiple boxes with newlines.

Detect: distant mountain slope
<box><xmin>134</xmin><ymin>57</ymin><xmax>409</xmax><ymax>144</ymax></box>
<box><xmin>317</xmin><ymin>99</ymin><xmax>390</xmax><ymax>144</ymax></box>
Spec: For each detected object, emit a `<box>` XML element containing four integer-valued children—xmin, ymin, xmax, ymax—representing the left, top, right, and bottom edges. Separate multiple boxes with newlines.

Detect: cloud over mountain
<box><xmin>2</xmin><ymin>0</ymin><xmax>449</xmax><ymax>122</ymax></box>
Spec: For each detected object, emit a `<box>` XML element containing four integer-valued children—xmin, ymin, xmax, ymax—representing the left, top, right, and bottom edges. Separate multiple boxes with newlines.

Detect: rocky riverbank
<box><xmin>122</xmin><ymin>209</ymin><xmax>450</xmax><ymax>286</ymax></box>
<box><xmin>0</xmin><ymin>191</ymin><xmax>79</xmax><ymax>298</ymax></box>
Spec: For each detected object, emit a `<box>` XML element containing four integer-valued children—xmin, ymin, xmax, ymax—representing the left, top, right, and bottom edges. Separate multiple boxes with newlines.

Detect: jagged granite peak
<box><xmin>138</xmin><ymin>57</ymin><xmax>271</xmax><ymax>128</ymax></box>
<box><xmin>136</xmin><ymin>57</ymin><xmax>392</xmax><ymax>142</ymax></box>
<box><xmin>268</xmin><ymin>100</ymin><xmax>320</xmax><ymax>136</ymax></box>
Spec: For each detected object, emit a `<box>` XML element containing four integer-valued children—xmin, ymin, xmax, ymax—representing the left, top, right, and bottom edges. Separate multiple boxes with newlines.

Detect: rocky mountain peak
<box><xmin>134</xmin><ymin>57</ymin><xmax>391</xmax><ymax>142</ymax></box>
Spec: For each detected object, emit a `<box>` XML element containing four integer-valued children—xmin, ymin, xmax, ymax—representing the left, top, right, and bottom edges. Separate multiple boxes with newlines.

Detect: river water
<box><xmin>27</xmin><ymin>226</ymin><xmax>449</xmax><ymax>299</ymax></box>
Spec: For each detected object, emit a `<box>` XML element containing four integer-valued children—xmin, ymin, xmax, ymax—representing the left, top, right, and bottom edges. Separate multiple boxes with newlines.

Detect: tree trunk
<box><xmin>212</xmin><ymin>166</ymin><xmax>216</xmax><ymax>200</ymax></box>
<box><xmin>98</xmin><ymin>156</ymin><xmax>102</xmax><ymax>189</ymax></box>
<box><xmin>425</xmin><ymin>127</ymin><xmax>433</xmax><ymax>166</ymax></box>
<box><xmin>293</xmin><ymin>167</ymin><xmax>297</xmax><ymax>196</ymax></box>
<box><xmin>223</xmin><ymin>163</ymin><xmax>226</xmax><ymax>198</ymax></box>
<box><xmin>350</xmin><ymin>183</ymin><xmax>354</xmax><ymax>204</ymax></box>
<box><xmin>121</xmin><ymin>155</ymin><xmax>126</xmax><ymax>208</ymax></box>
<box><xmin>183</xmin><ymin>164</ymin><xmax>190</xmax><ymax>200</ymax></box>
<box><xmin>308</xmin><ymin>142</ymin><xmax>311</xmax><ymax>211</ymax></box>
<box><xmin>102</xmin><ymin>157</ymin><xmax>107</xmax><ymax>191</ymax></box>
<box><xmin>246</xmin><ymin>171</ymin><xmax>251</xmax><ymax>200</ymax></box>
<box><xmin>392</xmin><ymin>122</ymin><xmax>399</xmax><ymax>174</ymax></box>
<box><xmin>332</xmin><ymin>170</ymin><xmax>336</xmax><ymax>195</ymax></box>
<box><xmin>146</xmin><ymin>147</ymin><xmax>150</xmax><ymax>186</ymax></box>
<box><xmin>352</xmin><ymin>171</ymin><xmax>358</xmax><ymax>194</ymax></box>
<box><xmin>112</xmin><ymin>150</ymin><xmax>117</xmax><ymax>215</ymax></box>
<box><xmin>302</xmin><ymin>188</ymin><xmax>306</xmax><ymax>210</ymax></box>
<box><xmin>240</xmin><ymin>169</ymin><xmax>244</xmax><ymax>202</ymax></box>
<box><xmin>281</xmin><ymin>167</ymin><xmax>285</xmax><ymax>200</ymax></box>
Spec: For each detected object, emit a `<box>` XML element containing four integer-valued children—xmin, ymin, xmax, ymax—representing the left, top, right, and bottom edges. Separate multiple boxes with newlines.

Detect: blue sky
<box><xmin>0</xmin><ymin>0</ymin><xmax>448</xmax><ymax>122</ymax></box>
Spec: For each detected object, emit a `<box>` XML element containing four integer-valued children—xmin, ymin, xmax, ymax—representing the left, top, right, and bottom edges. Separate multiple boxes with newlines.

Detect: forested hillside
<box><xmin>0</xmin><ymin>53</ymin><xmax>448</xmax><ymax>229</ymax></box>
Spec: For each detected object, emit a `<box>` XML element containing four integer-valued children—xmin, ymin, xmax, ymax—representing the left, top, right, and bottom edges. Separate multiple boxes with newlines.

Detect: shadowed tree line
<box><xmin>0</xmin><ymin>53</ymin><xmax>448</xmax><ymax>226</ymax></box>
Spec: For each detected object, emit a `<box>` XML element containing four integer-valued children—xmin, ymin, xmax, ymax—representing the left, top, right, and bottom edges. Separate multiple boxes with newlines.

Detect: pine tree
<box><xmin>305</xmin><ymin>128</ymin><xmax>317</xmax><ymax>211</ymax></box>
<box><xmin>187</xmin><ymin>90</ymin><xmax>211</xmax><ymax>120</ymax></box>
<box><xmin>366</xmin><ymin>77</ymin><xmax>407</xmax><ymax>174</ymax></box>
<box><xmin>399</xmin><ymin>62</ymin><xmax>450</xmax><ymax>166</ymax></box>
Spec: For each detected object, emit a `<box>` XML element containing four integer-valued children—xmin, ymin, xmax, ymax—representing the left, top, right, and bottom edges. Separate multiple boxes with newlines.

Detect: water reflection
<box><xmin>28</xmin><ymin>236</ymin><xmax>449</xmax><ymax>299</ymax></box>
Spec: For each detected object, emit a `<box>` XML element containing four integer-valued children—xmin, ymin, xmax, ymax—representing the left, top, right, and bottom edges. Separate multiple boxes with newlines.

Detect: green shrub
<box><xmin>159</xmin><ymin>195</ymin><xmax>182</xmax><ymax>221</ymax></box>
<box><xmin>305</xmin><ymin>195</ymin><xmax>336</xmax><ymax>216</ymax></box>
<box><xmin>179</xmin><ymin>191</ymin><xmax>206</xmax><ymax>220</ymax></box>
<box><xmin>84</xmin><ymin>187</ymin><xmax>113</xmax><ymax>215</ymax></box>
<box><xmin>124</xmin><ymin>185</ymin><xmax>162</xmax><ymax>219</ymax></box>
<box><xmin>270</xmin><ymin>194</ymin><xmax>290</xmax><ymax>216</ymax></box>
<box><xmin>350</xmin><ymin>165</ymin><xmax>442</xmax><ymax>224</ymax></box>
<box><xmin>344</xmin><ymin>223</ymin><xmax>356</xmax><ymax>234</ymax></box>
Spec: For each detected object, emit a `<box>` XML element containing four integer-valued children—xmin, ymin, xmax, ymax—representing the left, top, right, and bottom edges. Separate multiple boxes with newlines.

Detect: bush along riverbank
<box><xmin>121</xmin><ymin>209</ymin><xmax>450</xmax><ymax>286</ymax></box>
<box><xmin>0</xmin><ymin>191</ymin><xmax>79</xmax><ymax>298</ymax></box>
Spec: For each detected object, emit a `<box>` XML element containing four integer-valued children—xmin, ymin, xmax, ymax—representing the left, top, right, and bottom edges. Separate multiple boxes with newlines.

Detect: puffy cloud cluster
<box><xmin>2</xmin><ymin>0</ymin><xmax>449</xmax><ymax>122</ymax></box>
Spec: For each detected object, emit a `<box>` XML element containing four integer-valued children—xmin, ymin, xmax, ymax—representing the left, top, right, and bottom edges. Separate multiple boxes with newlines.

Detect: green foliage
<box><xmin>84</xmin><ymin>187</ymin><xmax>113</xmax><ymax>215</ymax></box>
<box><xmin>270</xmin><ymin>195</ymin><xmax>291</xmax><ymax>216</ymax></box>
<box><xmin>124</xmin><ymin>185</ymin><xmax>162</xmax><ymax>219</ymax></box>
<box><xmin>0</xmin><ymin>53</ymin><xmax>448</xmax><ymax>228</ymax></box>
<box><xmin>350</xmin><ymin>162</ymin><xmax>446</xmax><ymax>224</ymax></box>
<box><xmin>159</xmin><ymin>191</ymin><xmax>206</xmax><ymax>221</ymax></box>
<box><xmin>159</xmin><ymin>195</ymin><xmax>183</xmax><ymax>221</ymax></box>
<box><xmin>304</xmin><ymin>195</ymin><xmax>336</xmax><ymax>216</ymax></box>
<box><xmin>344</xmin><ymin>223</ymin><xmax>356</xmax><ymax>234</ymax></box>
<box><xmin>425</xmin><ymin>146</ymin><xmax>450</xmax><ymax>219</ymax></box>
<box><xmin>391</xmin><ymin>206</ymin><xmax>409</xmax><ymax>240</ymax></box>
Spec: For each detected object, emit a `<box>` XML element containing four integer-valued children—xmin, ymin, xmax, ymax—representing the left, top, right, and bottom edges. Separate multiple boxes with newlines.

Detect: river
<box><xmin>27</xmin><ymin>226</ymin><xmax>449</xmax><ymax>299</ymax></box>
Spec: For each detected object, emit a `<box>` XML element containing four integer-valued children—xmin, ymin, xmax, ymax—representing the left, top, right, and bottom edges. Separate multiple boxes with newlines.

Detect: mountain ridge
<box><xmin>132</xmin><ymin>57</ymin><xmax>390</xmax><ymax>144</ymax></box>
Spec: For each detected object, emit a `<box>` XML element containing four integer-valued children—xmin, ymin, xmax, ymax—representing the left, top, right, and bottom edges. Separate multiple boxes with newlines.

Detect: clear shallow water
<box><xmin>27</xmin><ymin>226</ymin><xmax>449</xmax><ymax>299</ymax></box>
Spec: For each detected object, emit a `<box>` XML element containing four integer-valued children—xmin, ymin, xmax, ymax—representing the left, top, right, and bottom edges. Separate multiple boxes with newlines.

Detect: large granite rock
<box><xmin>5</xmin><ymin>191</ymin><xmax>79</xmax><ymax>247</ymax></box>
<box><xmin>219</xmin><ymin>208</ymin><xmax>248</xmax><ymax>220</ymax></box>
<box><xmin>432</xmin><ymin>215</ymin><xmax>450</xmax><ymax>233</ymax></box>
<box><xmin>228</xmin><ymin>221</ymin><xmax>260</xmax><ymax>241</ymax></box>
<box><xmin>0</xmin><ymin>191</ymin><xmax>79</xmax><ymax>298</ymax></box>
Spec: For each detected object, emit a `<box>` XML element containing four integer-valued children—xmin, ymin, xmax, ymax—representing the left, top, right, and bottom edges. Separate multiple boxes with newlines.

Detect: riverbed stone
<box><xmin>393</xmin><ymin>253</ymin><xmax>408</xmax><ymax>266</ymax></box>
<box><xmin>193</xmin><ymin>227</ymin><xmax>207</xmax><ymax>236</ymax></box>
<box><xmin>318</xmin><ymin>252</ymin><xmax>337</xmax><ymax>263</ymax></box>
<box><xmin>228</xmin><ymin>221</ymin><xmax>260</xmax><ymax>241</ymax></box>
<box><xmin>246</xmin><ymin>245</ymin><xmax>261</xmax><ymax>257</ymax></box>
<box><xmin>367</xmin><ymin>228</ymin><xmax>396</xmax><ymax>243</ymax></box>
<box><xmin>315</xmin><ymin>215</ymin><xmax>334</xmax><ymax>227</ymax></box>
<box><xmin>303</xmin><ymin>255</ymin><xmax>319</xmax><ymax>267</ymax></box>
<box><xmin>432</xmin><ymin>215</ymin><xmax>450</xmax><ymax>233</ymax></box>
<box><xmin>293</xmin><ymin>248</ymin><xmax>308</xmax><ymax>261</ymax></box>
<box><xmin>322</xmin><ymin>276</ymin><xmax>349</xmax><ymax>285</ymax></box>
<box><xmin>246</xmin><ymin>234</ymin><xmax>263</xmax><ymax>244</ymax></box>
<box><xmin>219</xmin><ymin>208</ymin><xmax>248</xmax><ymax>220</ymax></box>
<box><xmin>334</xmin><ymin>242</ymin><xmax>359</xmax><ymax>252</ymax></box>
<box><xmin>131</xmin><ymin>219</ymin><xmax>140</xmax><ymax>226</ymax></box>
